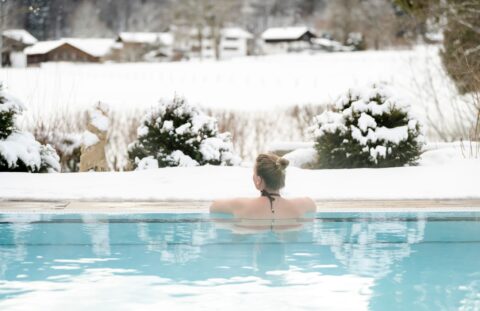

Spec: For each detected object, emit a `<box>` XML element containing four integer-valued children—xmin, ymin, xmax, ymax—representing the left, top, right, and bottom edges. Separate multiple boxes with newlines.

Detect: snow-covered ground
<box><xmin>0</xmin><ymin>46</ymin><xmax>473</xmax><ymax>139</ymax></box>
<box><xmin>1</xmin><ymin>143</ymin><xmax>478</xmax><ymax>201</ymax></box>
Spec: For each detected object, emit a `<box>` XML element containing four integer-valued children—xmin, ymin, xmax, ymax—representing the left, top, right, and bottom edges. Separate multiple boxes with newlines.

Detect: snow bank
<box><xmin>283</xmin><ymin>148</ymin><xmax>318</xmax><ymax>168</ymax></box>
<box><xmin>420</xmin><ymin>142</ymin><xmax>479</xmax><ymax>166</ymax></box>
<box><xmin>0</xmin><ymin>155</ymin><xmax>477</xmax><ymax>201</ymax></box>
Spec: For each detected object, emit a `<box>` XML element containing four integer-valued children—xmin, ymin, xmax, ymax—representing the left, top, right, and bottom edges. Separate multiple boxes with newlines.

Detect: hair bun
<box><xmin>276</xmin><ymin>157</ymin><xmax>289</xmax><ymax>170</ymax></box>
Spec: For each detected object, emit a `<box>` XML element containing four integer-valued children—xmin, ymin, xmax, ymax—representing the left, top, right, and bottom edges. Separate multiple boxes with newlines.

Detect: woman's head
<box><xmin>253</xmin><ymin>153</ymin><xmax>289</xmax><ymax>191</ymax></box>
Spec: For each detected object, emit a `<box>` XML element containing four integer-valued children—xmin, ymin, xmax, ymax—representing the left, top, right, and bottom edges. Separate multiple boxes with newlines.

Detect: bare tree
<box><xmin>170</xmin><ymin>0</ymin><xmax>242</xmax><ymax>60</ymax></box>
<box><xmin>358</xmin><ymin>0</ymin><xmax>397</xmax><ymax>49</ymax></box>
<box><xmin>324</xmin><ymin>0</ymin><xmax>363</xmax><ymax>42</ymax></box>
<box><xmin>70</xmin><ymin>0</ymin><xmax>112</xmax><ymax>37</ymax></box>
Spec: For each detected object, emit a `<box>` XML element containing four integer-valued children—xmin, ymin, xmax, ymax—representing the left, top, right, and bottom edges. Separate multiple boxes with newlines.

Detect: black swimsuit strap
<box><xmin>261</xmin><ymin>190</ymin><xmax>281</xmax><ymax>214</ymax></box>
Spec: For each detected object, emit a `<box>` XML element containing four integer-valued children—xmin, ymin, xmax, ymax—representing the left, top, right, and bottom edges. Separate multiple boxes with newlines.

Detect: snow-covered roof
<box><xmin>188</xmin><ymin>27</ymin><xmax>252</xmax><ymax>39</ymax></box>
<box><xmin>2</xmin><ymin>29</ymin><xmax>38</xmax><ymax>45</ymax></box>
<box><xmin>261</xmin><ymin>26</ymin><xmax>315</xmax><ymax>41</ymax></box>
<box><xmin>221</xmin><ymin>27</ymin><xmax>253</xmax><ymax>39</ymax></box>
<box><xmin>25</xmin><ymin>38</ymin><xmax>116</xmax><ymax>57</ymax></box>
<box><xmin>118</xmin><ymin>32</ymin><xmax>173</xmax><ymax>45</ymax></box>
<box><xmin>67</xmin><ymin>39</ymin><xmax>116</xmax><ymax>57</ymax></box>
<box><xmin>24</xmin><ymin>40</ymin><xmax>64</xmax><ymax>55</ymax></box>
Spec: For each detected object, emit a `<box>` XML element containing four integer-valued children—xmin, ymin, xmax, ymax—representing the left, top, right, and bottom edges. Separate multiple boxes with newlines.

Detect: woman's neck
<box><xmin>262</xmin><ymin>188</ymin><xmax>280</xmax><ymax>194</ymax></box>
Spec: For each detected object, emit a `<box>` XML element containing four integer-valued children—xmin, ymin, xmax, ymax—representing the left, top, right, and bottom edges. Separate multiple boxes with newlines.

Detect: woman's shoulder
<box><xmin>210</xmin><ymin>197</ymin><xmax>259</xmax><ymax>214</ymax></box>
<box><xmin>287</xmin><ymin>196</ymin><xmax>317</xmax><ymax>212</ymax></box>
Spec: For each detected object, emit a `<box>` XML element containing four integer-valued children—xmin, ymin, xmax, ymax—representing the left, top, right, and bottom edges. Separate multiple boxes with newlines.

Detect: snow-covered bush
<box><xmin>34</xmin><ymin>128</ymin><xmax>83</xmax><ymax>172</ymax></box>
<box><xmin>0</xmin><ymin>84</ymin><xmax>61</xmax><ymax>172</ymax></box>
<box><xmin>346</xmin><ymin>32</ymin><xmax>366</xmax><ymax>51</ymax></box>
<box><xmin>311</xmin><ymin>84</ymin><xmax>423</xmax><ymax>168</ymax></box>
<box><xmin>128</xmin><ymin>97</ymin><xmax>241</xmax><ymax>169</ymax></box>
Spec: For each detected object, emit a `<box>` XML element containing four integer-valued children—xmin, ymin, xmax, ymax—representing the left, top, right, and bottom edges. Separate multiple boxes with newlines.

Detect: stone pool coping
<box><xmin>1</xmin><ymin>199</ymin><xmax>480</xmax><ymax>213</ymax></box>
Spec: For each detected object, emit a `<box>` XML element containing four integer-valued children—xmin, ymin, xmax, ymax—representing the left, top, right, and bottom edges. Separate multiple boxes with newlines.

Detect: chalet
<box><xmin>114</xmin><ymin>32</ymin><xmax>174</xmax><ymax>62</ymax></box>
<box><xmin>219</xmin><ymin>28</ymin><xmax>253</xmax><ymax>59</ymax></box>
<box><xmin>261</xmin><ymin>26</ymin><xmax>316</xmax><ymax>54</ymax></box>
<box><xmin>1</xmin><ymin>29</ymin><xmax>37</xmax><ymax>67</ymax></box>
<box><xmin>186</xmin><ymin>27</ymin><xmax>253</xmax><ymax>60</ymax></box>
<box><xmin>25</xmin><ymin>39</ymin><xmax>115</xmax><ymax>66</ymax></box>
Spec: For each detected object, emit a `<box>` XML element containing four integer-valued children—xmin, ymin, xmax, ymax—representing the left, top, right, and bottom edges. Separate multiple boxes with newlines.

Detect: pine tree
<box><xmin>312</xmin><ymin>83</ymin><xmax>423</xmax><ymax>168</ymax></box>
<box><xmin>128</xmin><ymin>96</ymin><xmax>240</xmax><ymax>169</ymax></box>
<box><xmin>0</xmin><ymin>84</ymin><xmax>60</xmax><ymax>172</ymax></box>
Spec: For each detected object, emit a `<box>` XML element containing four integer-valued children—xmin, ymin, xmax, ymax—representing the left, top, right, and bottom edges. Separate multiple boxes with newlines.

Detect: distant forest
<box><xmin>0</xmin><ymin>0</ymin><xmax>421</xmax><ymax>49</ymax></box>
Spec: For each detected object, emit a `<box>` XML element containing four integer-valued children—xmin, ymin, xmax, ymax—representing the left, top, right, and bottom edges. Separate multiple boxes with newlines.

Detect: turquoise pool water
<box><xmin>0</xmin><ymin>212</ymin><xmax>479</xmax><ymax>310</ymax></box>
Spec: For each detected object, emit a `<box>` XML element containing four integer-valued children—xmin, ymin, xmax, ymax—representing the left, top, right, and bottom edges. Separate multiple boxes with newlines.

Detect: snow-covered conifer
<box><xmin>311</xmin><ymin>83</ymin><xmax>423</xmax><ymax>168</ymax></box>
<box><xmin>0</xmin><ymin>84</ymin><xmax>61</xmax><ymax>172</ymax></box>
<box><xmin>128</xmin><ymin>96</ymin><xmax>240</xmax><ymax>169</ymax></box>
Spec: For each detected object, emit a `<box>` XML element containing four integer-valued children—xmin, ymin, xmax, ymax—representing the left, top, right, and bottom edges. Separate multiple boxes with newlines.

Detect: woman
<box><xmin>210</xmin><ymin>153</ymin><xmax>316</xmax><ymax>219</ymax></box>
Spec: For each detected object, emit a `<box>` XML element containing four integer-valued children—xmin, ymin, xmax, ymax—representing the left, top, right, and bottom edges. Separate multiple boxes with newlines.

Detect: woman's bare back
<box><xmin>229</xmin><ymin>197</ymin><xmax>315</xmax><ymax>219</ymax></box>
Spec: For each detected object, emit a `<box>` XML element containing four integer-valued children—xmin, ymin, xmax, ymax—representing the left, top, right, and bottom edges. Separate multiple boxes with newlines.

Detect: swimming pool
<box><xmin>0</xmin><ymin>211</ymin><xmax>479</xmax><ymax>310</ymax></box>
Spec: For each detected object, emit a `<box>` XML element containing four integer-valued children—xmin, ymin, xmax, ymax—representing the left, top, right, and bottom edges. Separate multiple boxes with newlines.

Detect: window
<box><xmin>223</xmin><ymin>47</ymin><xmax>238</xmax><ymax>51</ymax></box>
<box><xmin>224</xmin><ymin>37</ymin><xmax>238</xmax><ymax>41</ymax></box>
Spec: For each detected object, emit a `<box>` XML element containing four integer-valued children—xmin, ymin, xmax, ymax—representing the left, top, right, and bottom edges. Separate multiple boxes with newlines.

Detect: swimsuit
<box><xmin>261</xmin><ymin>190</ymin><xmax>280</xmax><ymax>214</ymax></box>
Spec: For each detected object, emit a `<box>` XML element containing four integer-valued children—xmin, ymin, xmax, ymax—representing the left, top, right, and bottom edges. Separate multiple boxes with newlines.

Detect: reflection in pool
<box><xmin>0</xmin><ymin>212</ymin><xmax>479</xmax><ymax>310</ymax></box>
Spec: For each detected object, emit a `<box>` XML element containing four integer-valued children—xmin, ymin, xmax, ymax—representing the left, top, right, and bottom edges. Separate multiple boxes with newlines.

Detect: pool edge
<box><xmin>1</xmin><ymin>199</ymin><xmax>480</xmax><ymax>213</ymax></box>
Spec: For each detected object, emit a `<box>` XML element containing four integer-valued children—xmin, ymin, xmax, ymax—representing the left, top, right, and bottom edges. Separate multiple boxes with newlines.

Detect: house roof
<box><xmin>118</xmin><ymin>32</ymin><xmax>174</xmax><ymax>45</ymax></box>
<box><xmin>25</xmin><ymin>38</ymin><xmax>116</xmax><ymax>57</ymax></box>
<box><xmin>188</xmin><ymin>27</ymin><xmax>253</xmax><ymax>39</ymax></box>
<box><xmin>2</xmin><ymin>29</ymin><xmax>38</xmax><ymax>45</ymax></box>
<box><xmin>222</xmin><ymin>28</ymin><xmax>253</xmax><ymax>39</ymax></box>
<box><xmin>261</xmin><ymin>26</ymin><xmax>315</xmax><ymax>41</ymax></box>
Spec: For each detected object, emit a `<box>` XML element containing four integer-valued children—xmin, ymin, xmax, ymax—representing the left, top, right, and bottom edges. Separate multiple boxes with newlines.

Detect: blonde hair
<box><xmin>255</xmin><ymin>153</ymin><xmax>289</xmax><ymax>190</ymax></box>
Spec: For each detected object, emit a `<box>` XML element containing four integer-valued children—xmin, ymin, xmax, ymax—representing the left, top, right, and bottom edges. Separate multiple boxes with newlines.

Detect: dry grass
<box><xmin>19</xmin><ymin>105</ymin><xmax>325</xmax><ymax>171</ymax></box>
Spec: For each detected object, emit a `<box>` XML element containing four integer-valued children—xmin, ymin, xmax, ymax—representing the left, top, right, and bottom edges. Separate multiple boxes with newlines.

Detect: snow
<box><xmin>357</xmin><ymin>113</ymin><xmax>377</xmax><ymax>132</ymax></box>
<box><xmin>24</xmin><ymin>40</ymin><xmax>65</xmax><ymax>55</ymax></box>
<box><xmin>40</xmin><ymin>144</ymin><xmax>61</xmax><ymax>173</ymax></box>
<box><xmin>175</xmin><ymin>123</ymin><xmax>191</xmax><ymax>135</ymax></box>
<box><xmin>199</xmin><ymin>135</ymin><xmax>240</xmax><ymax>165</ymax></box>
<box><xmin>162</xmin><ymin>120</ymin><xmax>174</xmax><ymax>132</ymax></box>
<box><xmin>0</xmin><ymin>132</ymin><xmax>42</xmax><ymax>170</ymax></box>
<box><xmin>311</xmin><ymin>38</ymin><xmax>352</xmax><ymax>52</ymax></box>
<box><xmin>137</xmin><ymin>125</ymin><xmax>149</xmax><ymax>137</ymax></box>
<box><xmin>89</xmin><ymin>109</ymin><xmax>109</xmax><ymax>132</ymax></box>
<box><xmin>25</xmin><ymin>39</ymin><xmax>115</xmax><ymax>57</ymax></box>
<box><xmin>315</xmin><ymin>83</ymin><xmax>420</xmax><ymax>151</ymax></box>
<box><xmin>267</xmin><ymin>141</ymin><xmax>315</xmax><ymax>153</ymax></box>
<box><xmin>283</xmin><ymin>148</ymin><xmax>318</xmax><ymax>168</ymax></box>
<box><xmin>0</xmin><ymin>46</ymin><xmax>474</xmax><ymax>145</ymax></box>
<box><xmin>166</xmin><ymin>150</ymin><xmax>199</xmax><ymax>167</ymax></box>
<box><xmin>0</xmin><ymin>88</ymin><xmax>25</xmax><ymax>114</ymax></box>
<box><xmin>135</xmin><ymin>156</ymin><xmax>159</xmax><ymax>170</ymax></box>
<box><xmin>261</xmin><ymin>27</ymin><xmax>313</xmax><ymax>40</ymax></box>
<box><xmin>312</xmin><ymin>112</ymin><xmax>347</xmax><ymax>137</ymax></box>
<box><xmin>369</xmin><ymin>145</ymin><xmax>387</xmax><ymax>161</ymax></box>
<box><xmin>222</xmin><ymin>28</ymin><xmax>253</xmax><ymax>39</ymax></box>
<box><xmin>118</xmin><ymin>32</ymin><xmax>173</xmax><ymax>46</ymax></box>
<box><xmin>2</xmin><ymin>29</ymin><xmax>38</xmax><ymax>45</ymax></box>
<box><xmin>374</xmin><ymin>126</ymin><xmax>409</xmax><ymax>144</ymax></box>
<box><xmin>420</xmin><ymin>142</ymin><xmax>479</xmax><ymax>166</ymax></box>
<box><xmin>200</xmin><ymin>137</ymin><xmax>225</xmax><ymax>162</ymax></box>
<box><xmin>0</xmin><ymin>147</ymin><xmax>478</xmax><ymax>201</ymax></box>
<box><xmin>130</xmin><ymin>97</ymin><xmax>239</xmax><ymax>168</ymax></box>
<box><xmin>82</xmin><ymin>131</ymin><xmax>99</xmax><ymax>147</ymax></box>
<box><xmin>62</xmin><ymin>39</ymin><xmax>116</xmax><ymax>58</ymax></box>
